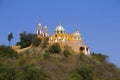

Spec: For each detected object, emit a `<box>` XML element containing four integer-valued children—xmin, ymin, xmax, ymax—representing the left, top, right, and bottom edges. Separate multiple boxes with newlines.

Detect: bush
<box><xmin>68</xmin><ymin>73</ymin><xmax>84</xmax><ymax>80</ymax></box>
<box><xmin>41</xmin><ymin>37</ymin><xmax>49</xmax><ymax>49</ymax></box>
<box><xmin>32</xmin><ymin>38</ymin><xmax>41</xmax><ymax>47</ymax></box>
<box><xmin>49</xmin><ymin>43</ymin><xmax>61</xmax><ymax>53</ymax></box>
<box><xmin>63</xmin><ymin>49</ymin><xmax>71</xmax><ymax>57</ymax></box>
<box><xmin>43</xmin><ymin>53</ymin><xmax>50</xmax><ymax>60</ymax></box>
<box><xmin>16</xmin><ymin>32</ymin><xmax>36</xmax><ymax>48</ymax></box>
<box><xmin>76</xmin><ymin>67</ymin><xmax>94</xmax><ymax>80</ymax></box>
<box><xmin>24</xmin><ymin>67</ymin><xmax>49</xmax><ymax>80</ymax></box>
<box><xmin>0</xmin><ymin>65</ymin><xmax>23</xmax><ymax>80</ymax></box>
<box><xmin>91</xmin><ymin>53</ymin><xmax>108</xmax><ymax>62</ymax></box>
<box><xmin>0</xmin><ymin>45</ymin><xmax>17</xmax><ymax>59</ymax></box>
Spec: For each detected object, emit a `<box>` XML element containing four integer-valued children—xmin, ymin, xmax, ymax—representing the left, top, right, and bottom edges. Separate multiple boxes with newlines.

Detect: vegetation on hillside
<box><xmin>0</xmin><ymin>45</ymin><xmax>17</xmax><ymax>59</ymax></box>
<box><xmin>49</xmin><ymin>43</ymin><xmax>61</xmax><ymax>53</ymax></box>
<box><xmin>16</xmin><ymin>31</ymin><xmax>37</xmax><ymax>48</ymax></box>
<box><xmin>0</xmin><ymin>44</ymin><xmax>120</xmax><ymax>80</ymax></box>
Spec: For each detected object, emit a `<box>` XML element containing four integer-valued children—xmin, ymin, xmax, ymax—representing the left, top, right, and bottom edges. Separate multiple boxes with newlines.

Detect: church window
<box><xmin>57</xmin><ymin>31</ymin><xmax>59</xmax><ymax>33</ymax></box>
<box><xmin>61</xmin><ymin>31</ymin><xmax>63</xmax><ymax>34</ymax></box>
<box><xmin>86</xmin><ymin>48</ymin><xmax>88</xmax><ymax>51</ymax></box>
<box><xmin>38</xmin><ymin>31</ymin><xmax>40</xmax><ymax>35</ymax></box>
<box><xmin>55</xmin><ymin>34</ymin><xmax>57</xmax><ymax>37</ymax></box>
<box><xmin>75</xmin><ymin>37</ymin><xmax>76</xmax><ymax>40</ymax></box>
<box><xmin>80</xmin><ymin>47</ymin><xmax>85</xmax><ymax>52</ymax></box>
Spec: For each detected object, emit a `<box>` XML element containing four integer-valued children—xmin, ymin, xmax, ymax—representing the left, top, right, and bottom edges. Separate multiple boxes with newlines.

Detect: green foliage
<box><xmin>0</xmin><ymin>62</ymin><xmax>49</xmax><ymax>80</ymax></box>
<box><xmin>91</xmin><ymin>53</ymin><xmax>108</xmax><ymax>62</ymax></box>
<box><xmin>49</xmin><ymin>43</ymin><xmax>61</xmax><ymax>53</ymax></box>
<box><xmin>16</xmin><ymin>31</ymin><xmax>36</xmax><ymax>48</ymax></box>
<box><xmin>0</xmin><ymin>45</ymin><xmax>17</xmax><ymax>58</ymax></box>
<box><xmin>25</xmin><ymin>68</ymin><xmax>49</xmax><ymax>80</ymax></box>
<box><xmin>43</xmin><ymin>53</ymin><xmax>50</xmax><ymax>60</ymax></box>
<box><xmin>0</xmin><ymin>64</ymin><xmax>23</xmax><ymax>80</ymax></box>
<box><xmin>0</xmin><ymin>43</ymin><xmax>120</xmax><ymax>80</ymax></box>
<box><xmin>76</xmin><ymin>67</ymin><xmax>94</xmax><ymax>80</ymax></box>
<box><xmin>41</xmin><ymin>37</ymin><xmax>49</xmax><ymax>49</ymax></box>
<box><xmin>68</xmin><ymin>73</ymin><xmax>84</xmax><ymax>80</ymax></box>
<box><xmin>32</xmin><ymin>37</ymin><xmax>41</xmax><ymax>47</ymax></box>
<box><xmin>8</xmin><ymin>33</ymin><xmax>13</xmax><ymax>46</ymax></box>
<box><xmin>63</xmin><ymin>49</ymin><xmax>71</xmax><ymax>57</ymax></box>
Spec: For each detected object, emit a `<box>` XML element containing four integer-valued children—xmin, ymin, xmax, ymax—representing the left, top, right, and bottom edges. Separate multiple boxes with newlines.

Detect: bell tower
<box><xmin>37</xmin><ymin>23</ymin><xmax>42</xmax><ymax>36</ymax></box>
<box><xmin>43</xmin><ymin>26</ymin><xmax>49</xmax><ymax>37</ymax></box>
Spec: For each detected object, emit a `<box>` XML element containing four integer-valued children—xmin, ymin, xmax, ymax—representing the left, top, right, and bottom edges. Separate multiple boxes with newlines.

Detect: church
<box><xmin>37</xmin><ymin>23</ymin><xmax>90</xmax><ymax>55</ymax></box>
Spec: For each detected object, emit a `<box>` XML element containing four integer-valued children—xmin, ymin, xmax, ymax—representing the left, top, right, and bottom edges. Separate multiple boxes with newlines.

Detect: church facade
<box><xmin>37</xmin><ymin>23</ymin><xmax>90</xmax><ymax>55</ymax></box>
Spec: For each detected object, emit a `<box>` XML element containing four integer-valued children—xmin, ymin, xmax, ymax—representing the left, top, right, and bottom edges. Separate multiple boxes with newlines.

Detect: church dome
<box><xmin>73</xmin><ymin>29</ymin><xmax>81</xmax><ymax>37</ymax></box>
<box><xmin>55</xmin><ymin>24</ymin><xmax>65</xmax><ymax>34</ymax></box>
<box><xmin>44</xmin><ymin>26</ymin><xmax>47</xmax><ymax>29</ymax></box>
<box><xmin>55</xmin><ymin>24</ymin><xmax>65</xmax><ymax>32</ymax></box>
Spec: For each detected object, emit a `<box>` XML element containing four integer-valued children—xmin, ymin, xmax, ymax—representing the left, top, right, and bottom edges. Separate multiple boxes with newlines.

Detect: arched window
<box><xmin>57</xmin><ymin>31</ymin><xmax>59</xmax><ymax>34</ymax></box>
<box><xmin>86</xmin><ymin>48</ymin><xmax>88</xmax><ymax>51</ymax></box>
<box><xmin>38</xmin><ymin>31</ymin><xmax>40</xmax><ymax>35</ymax></box>
<box><xmin>55</xmin><ymin>34</ymin><xmax>57</xmax><ymax>37</ymax></box>
<box><xmin>61</xmin><ymin>31</ymin><xmax>63</xmax><ymax>34</ymax></box>
<box><xmin>75</xmin><ymin>37</ymin><xmax>76</xmax><ymax>40</ymax></box>
<box><xmin>80</xmin><ymin>47</ymin><xmax>85</xmax><ymax>53</ymax></box>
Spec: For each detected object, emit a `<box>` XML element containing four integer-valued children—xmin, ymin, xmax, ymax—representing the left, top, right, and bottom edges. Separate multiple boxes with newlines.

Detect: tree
<box><xmin>0</xmin><ymin>45</ymin><xmax>17</xmax><ymax>58</ymax></box>
<box><xmin>25</xmin><ymin>68</ymin><xmax>49</xmax><ymax>80</ymax></box>
<box><xmin>32</xmin><ymin>37</ymin><xmax>41</xmax><ymax>47</ymax></box>
<box><xmin>43</xmin><ymin>53</ymin><xmax>50</xmax><ymax>60</ymax></box>
<box><xmin>41</xmin><ymin>37</ymin><xmax>49</xmax><ymax>49</ymax></box>
<box><xmin>91</xmin><ymin>53</ymin><xmax>109</xmax><ymax>62</ymax></box>
<box><xmin>16</xmin><ymin>31</ymin><xmax>36</xmax><ymax>48</ymax></box>
<box><xmin>63</xmin><ymin>49</ymin><xmax>71</xmax><ymax>57</ymax></box>
<box><xmin>68</xmin><ymin>73</ymin><xmax>84</xmax><ymax>80</ymax></box>
<box><xmin>49</xmin><ymin>43</ymin><xmax>61</xmax><ymax>53</ymax></box>
<box><xmin>76</xmin><ymin>67</ymin><xmax>94</xmax><ymax>80</ymax></box>
<box><xmin>8</xmin><ymin>33</ymin><xmax>13</xmax><ymax>46</ymax></box>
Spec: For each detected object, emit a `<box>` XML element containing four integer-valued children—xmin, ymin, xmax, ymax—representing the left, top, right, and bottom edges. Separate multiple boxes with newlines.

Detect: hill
<box><xmin>0</xmin><ymin>44</ymin><xmax>120</xmax><ymax>80</ymax></box>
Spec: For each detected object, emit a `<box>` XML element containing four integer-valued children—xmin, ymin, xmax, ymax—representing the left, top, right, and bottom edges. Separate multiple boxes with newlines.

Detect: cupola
<box><xmin>55</xmin><ymin>24</ymin><xmax>66</xmax><ymax>34</ymax></box>
<box><xmin>73</xmin><ymin>29</ymin><xmax>81</xmax><ymax>37</ymax></box>
<box><xmin>73</xmin><ymin>29</ymin><xmax>82</xmax><ymax>40</ymax></box>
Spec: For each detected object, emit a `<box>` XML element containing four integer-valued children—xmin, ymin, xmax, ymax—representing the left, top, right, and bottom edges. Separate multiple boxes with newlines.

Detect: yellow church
<box><xmin>37</xmin><ymin>23</ymin><xmax>90</xmax><ymax>55</ymax></box>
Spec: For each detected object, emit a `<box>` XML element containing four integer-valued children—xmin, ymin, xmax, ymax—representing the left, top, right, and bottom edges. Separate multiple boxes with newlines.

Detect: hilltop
<box><xmin>1</xmin><ymin>31</ymin><xmax>120</xmax><ymax>80</ymax></box>
<box><xmin>0</xmin><ymin>43</ymin><xmax>120</xmax><ymax>80</ymax></box>
<box><xmin>2</xmin><ymin>28</ymin><xmax>120</xmax><ymax>80</ymax></box>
